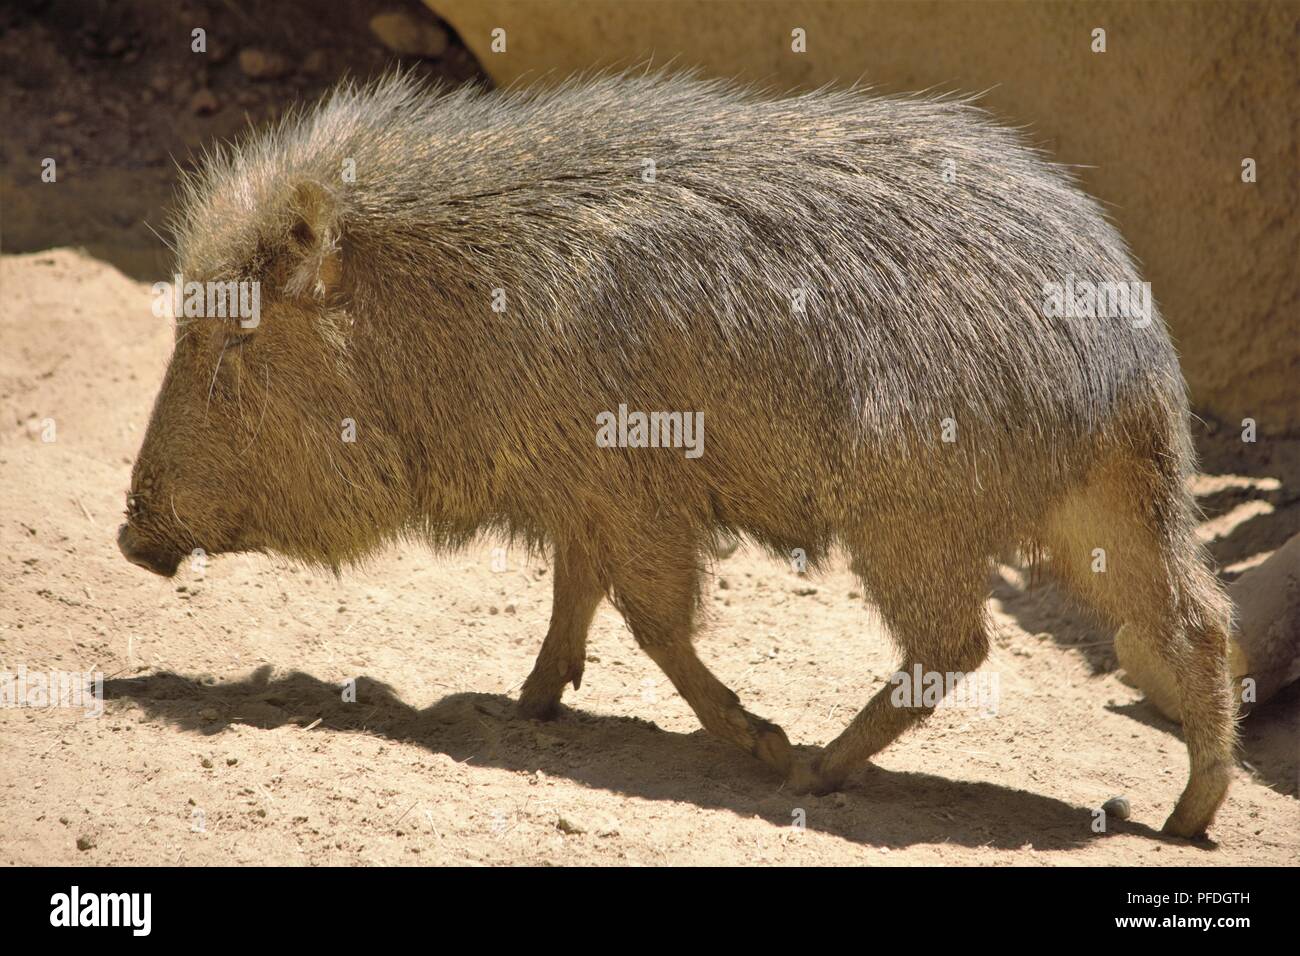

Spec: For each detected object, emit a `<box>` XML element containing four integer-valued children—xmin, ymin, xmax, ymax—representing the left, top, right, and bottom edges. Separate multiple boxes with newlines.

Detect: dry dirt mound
<box><xmin>1</xmin><ymin>249</ymin><xmax>1296</xmax><ymax>865</ymax></box>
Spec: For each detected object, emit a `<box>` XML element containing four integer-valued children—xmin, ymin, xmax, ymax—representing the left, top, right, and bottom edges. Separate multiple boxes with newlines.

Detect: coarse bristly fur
<box><xmin>121</xmin><ymin>70</ymin><xmax>1236</xmax><ymax>838</ymax></box>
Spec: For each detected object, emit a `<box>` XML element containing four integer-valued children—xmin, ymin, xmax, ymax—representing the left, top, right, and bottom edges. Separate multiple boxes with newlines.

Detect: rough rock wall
<box><xmin>428</xmin><ymin>0</ymin><xmax>1299</xmax><ymax>433</ymax></box>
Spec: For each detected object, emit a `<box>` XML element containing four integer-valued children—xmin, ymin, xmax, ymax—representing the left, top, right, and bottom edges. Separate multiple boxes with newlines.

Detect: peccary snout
<box><xmin>117</xmin><ymin>522</ymin><xmax>182</xmax><ymax>577</ymax></box>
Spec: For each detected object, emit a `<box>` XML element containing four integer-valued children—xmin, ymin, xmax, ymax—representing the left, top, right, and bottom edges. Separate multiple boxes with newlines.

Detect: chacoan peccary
<box><xmin>118</xmin><ymin>72</ymin><xmax>1235</xmax><ymax>838</ymax></box>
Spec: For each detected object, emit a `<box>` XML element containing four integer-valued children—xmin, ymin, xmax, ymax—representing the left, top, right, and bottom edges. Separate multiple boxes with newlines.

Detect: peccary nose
<box><xmin>117</xmin><ymin>523</ymin><xmax>182</xmax><ymax>577</ymax></box>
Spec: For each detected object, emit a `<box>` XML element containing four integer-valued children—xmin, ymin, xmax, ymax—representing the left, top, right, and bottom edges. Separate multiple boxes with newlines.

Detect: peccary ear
<box><xmin>283</xmin><ymin>181</ymin><xmax>341</xmax><ymax>299</ymax></box>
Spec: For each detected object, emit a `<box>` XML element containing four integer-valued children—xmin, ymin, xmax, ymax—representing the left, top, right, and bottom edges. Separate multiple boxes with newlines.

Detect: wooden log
<box><xmin>1116</xmin><ymin>532</ymin><xmax>1300</xmax><ymax>720</ymax></box>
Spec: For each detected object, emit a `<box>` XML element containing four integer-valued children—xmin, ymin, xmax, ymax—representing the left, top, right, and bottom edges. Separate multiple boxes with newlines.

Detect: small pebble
<box><xmin>368</xmin><ymin>12</ymin><xmax>449</xmax><ymax>58</ymax></box>
<box><xmin>1102</xmin><ymin>795</ymin><xmax>1131</xmax><ymax>820</ymax></box>
<box><xmin>239</xmin><ymin>48</ymin><xmax>292</xmax><ymax>81</ymax></box>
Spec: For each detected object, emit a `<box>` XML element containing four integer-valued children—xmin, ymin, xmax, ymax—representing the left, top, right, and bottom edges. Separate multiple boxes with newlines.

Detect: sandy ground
<box><xmin>1</xmin><ymin>248</ymin><xmax>1297</xmax><ymax>866</ymax></box>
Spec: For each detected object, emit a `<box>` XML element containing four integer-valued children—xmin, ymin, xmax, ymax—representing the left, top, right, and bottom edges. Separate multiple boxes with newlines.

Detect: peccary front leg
<box><xmin>611</xmin><ymin>553</ymin><xmax>794</xmax><ymax>778</ymax></box>
<box><xmin>517</xmin><ymin>543</ymin><xmax>604</xmax><ymax>720</ymax></box>
<box><xmin>644</xmin><ymin>643</ymin><xmax>795</xmax><ymax>777</ymax></box>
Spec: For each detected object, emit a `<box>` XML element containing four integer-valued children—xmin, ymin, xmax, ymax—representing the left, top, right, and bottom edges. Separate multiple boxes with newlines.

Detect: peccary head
<box><xmin>119</xmin><ymin>178</ymin><xmax>408</xmax><ymax>576</ymax></box>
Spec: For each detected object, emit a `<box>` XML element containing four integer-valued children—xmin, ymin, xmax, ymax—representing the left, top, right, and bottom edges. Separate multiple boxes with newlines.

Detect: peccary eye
<box><xmin>290</xmin><ymin>218</ymin><xmax>315</xmax><ymax>249</ymax></box>
<box><xmin>126</xmin><ymin>488</ymin><xmax>149</xmax><ymax>519</ymax></box>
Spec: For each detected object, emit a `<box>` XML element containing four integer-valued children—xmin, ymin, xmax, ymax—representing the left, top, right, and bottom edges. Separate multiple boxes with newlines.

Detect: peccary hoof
<box><xmin>516</xmin><ymin>694</ymin><xmax>564</xmax><ymax>722</ymax></box>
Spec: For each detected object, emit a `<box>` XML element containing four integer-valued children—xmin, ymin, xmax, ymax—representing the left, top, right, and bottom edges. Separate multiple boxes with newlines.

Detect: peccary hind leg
<box><xmin>790</xmin><ymin>548</ymin><xmax>992</xmax><ymax>794</ymax></box>
<box><xmin>518</xmin><ymin>542</ymin><xmax>605</xmax><ymax>720</ymax></box>
<box><xmin>1041</xmin><ymin>447</ymin><xmax>1236</xmax><ymax>838</ymax></box>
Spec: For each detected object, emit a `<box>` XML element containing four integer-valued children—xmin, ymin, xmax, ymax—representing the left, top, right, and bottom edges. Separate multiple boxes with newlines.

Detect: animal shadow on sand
<box><xmin>104</xmin><ymin>665</ymin><xmax>1181</xmax><ymax>851</ymax></box>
